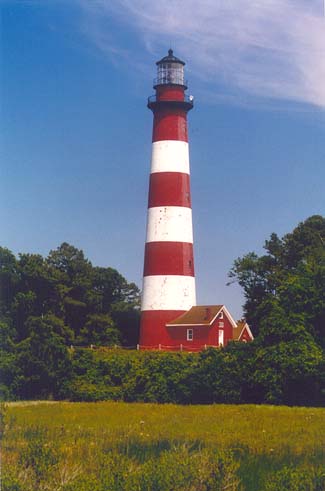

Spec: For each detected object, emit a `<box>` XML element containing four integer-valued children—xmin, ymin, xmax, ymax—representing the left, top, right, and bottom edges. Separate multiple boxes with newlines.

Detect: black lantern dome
<box><xmin>156</xmin><ymin>49</ymin><xmax>185</xmax><ymax>66</ymax></box>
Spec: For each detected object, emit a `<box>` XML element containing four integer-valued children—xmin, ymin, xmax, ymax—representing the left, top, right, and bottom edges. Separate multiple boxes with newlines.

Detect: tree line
<box><xmin>0</xmin><ymin>215</ymin><xmax>324</xmax><ymax>405</ymax></box>
<box><xmin>0</xmin><ymin>242</ymin><xmax>140</xmax><ymax>399</ymax></box>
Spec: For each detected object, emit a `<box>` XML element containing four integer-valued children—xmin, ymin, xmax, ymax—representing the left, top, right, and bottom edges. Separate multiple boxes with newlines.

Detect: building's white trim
<box><xmin>146</xmin><ymin>206</ymin><xmax>193</xmax><ymax>243</ymax></box>
<box><xmin>245</xmin><ymin>323</ymin><xmax>254</xmax><ymax>340</ymax></box>
<box><xmin>166</xmin><ymin>322</ymin><xmax>212</xmax><ymax>327</ymax></box>
<box><xmin>150</xmin><ymin>140</ymin><xmax>190</xmax><ymax>174</ymax></box>
<box><xmin>141</xmin><ymin>275</ymin><xmax>196</xmax><ymax>311</ymax></box>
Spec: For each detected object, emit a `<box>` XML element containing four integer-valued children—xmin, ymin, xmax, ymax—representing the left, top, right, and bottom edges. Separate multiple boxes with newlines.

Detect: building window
<box><xmin>219</xmin><ymin>311</ymin><xmax>224</xmax><ymax>319</ymax></box>
<box><xmin>187</xmin><ymin>329</ymin><xmax>193</xmax><ymax>341</ymax></box>
<box><xmin>219</xmin><ymin>321</ymin><xmax>224</xmax><ymax>328</ymax></box>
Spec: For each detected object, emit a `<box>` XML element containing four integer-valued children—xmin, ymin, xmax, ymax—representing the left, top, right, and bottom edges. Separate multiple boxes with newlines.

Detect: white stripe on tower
<box><xmin>146</xmin><ymin>207</ymin><xmax>193</xmax><ymax>243</ymax></box>
<box><xmin>141</xmin><ymin>276</ymin><xmax>196</xmax><ymax>311</ymax></box>
<box><xmin>151</xmin><ymin>141</ymin><xmax>190</xmax><ymax>174</ymax></box>
<box><xmin>139</xmin><ymin>49</ymin><xmax>196</xmax><ymax>348</ymax></box>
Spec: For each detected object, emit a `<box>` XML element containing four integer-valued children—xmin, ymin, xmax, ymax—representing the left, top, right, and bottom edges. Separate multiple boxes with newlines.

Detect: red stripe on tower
<box><xmin>148</xmin><ymin>172</ymin><xmax>191</xmax><ymax>208</ymax></box>
<box><xmin>143</xmin><ymin>242</ymin><xmax>194</xmax><ymax>276</ymax></box>
<box><xmin>140</xmin><ymin>50</ymin><xmax>196</xmax><ymax>348</ymax></box>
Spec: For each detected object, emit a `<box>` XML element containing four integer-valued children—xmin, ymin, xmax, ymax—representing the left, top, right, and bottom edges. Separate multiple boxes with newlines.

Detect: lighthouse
<box><xmin>139</xmin><ymin>49</ymin><xmax>196</xmax><ymax>348</ymax></box>
<box><xmin>138</xmin><ymin>50</ymin><xmax>254</xmax><ymax>350</ymax></box>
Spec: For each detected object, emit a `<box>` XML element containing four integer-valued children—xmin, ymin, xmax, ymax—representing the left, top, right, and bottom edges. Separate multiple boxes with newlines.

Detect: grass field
<box><xmin>2</xmin><ymin>402</ymin><xmax>325</xmax><ymax>490</ymax></box>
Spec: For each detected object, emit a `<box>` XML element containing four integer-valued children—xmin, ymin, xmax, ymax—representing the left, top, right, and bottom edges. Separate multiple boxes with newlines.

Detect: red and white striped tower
<box><xmin>140</xmin><ymin>50</ymin><xmax>196</xmax><ymax>348</ymax></box>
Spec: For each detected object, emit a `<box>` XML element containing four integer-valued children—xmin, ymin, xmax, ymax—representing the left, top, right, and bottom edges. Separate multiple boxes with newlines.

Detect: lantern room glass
<box><xmin>157</xmin><ymin>62</ymin><xmax>185</xmax><ymax>86</ymax></box>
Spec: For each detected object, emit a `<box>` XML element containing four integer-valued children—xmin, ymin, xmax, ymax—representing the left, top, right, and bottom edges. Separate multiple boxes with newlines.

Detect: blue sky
<box><xmin>2</xmin><ymin>0</ymin><xmax>325</xmax><ymax>319</ymax></box>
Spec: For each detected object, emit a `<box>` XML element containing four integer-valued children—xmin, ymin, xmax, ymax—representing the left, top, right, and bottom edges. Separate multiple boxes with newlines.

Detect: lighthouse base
<box><xmin>139</xmin><ymin>310</ymin><xmax>186</xmax><ymax>349</ymax></box>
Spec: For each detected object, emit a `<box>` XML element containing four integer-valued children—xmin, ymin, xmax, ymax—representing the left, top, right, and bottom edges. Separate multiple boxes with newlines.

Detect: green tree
<box><xmin>79</xmin><ymin>313</ymin><xmax>120</xmax><ymax>346</ymax></box>
<box><xmin>251</xmin><ymin>299</ymin><xmax>323</xmax><ymax>404</ymax></box>
<box><xmin>91</xmin><ymin>267</ymin><xmax>134</xmax><ymax>311</ymax></box>
<box><xmin>0</xmin><ymin>320</ymin><xmax>20</xmax><ymax>400</ymax></box>
<box><xmin>0</xmin><ymin>247</ymin><xmax>19</xmax><ymax>317</ymax></box>
<box><xmin>229</xmin><ymin>215</ymin><xmax>325</xmax><ymax>345</ymax></box>
<box><xmin>191</xmin><ymin>344</ymin><xmax>255</xmax><ymax>404</ymax></box>
<box><xmin>47</xmin><ymin>243</ymin><xmax>92</xmax><ymax>335</ymax></box>
<box><xmin>47</xmin><ymin>242</ymin><xmax>92</xmax><ymax>284</ymax></box>
<box><xmin>12</xmin><ymin>291</ymin><xmax>36</xmax><ymax>340</ymax></box>
<box><xmin>46</xmin><ymin>243</ymin><xmax>140</xmax><ymax>342</ymax></box>
<box><xmin>15</xmin><ymin>315</ymin><xmax>72</xmax><ymax>399</ymax></box>
<box><xmin>110</xmin><ymin>301</ymin><xmax>140</xmax><ymax>346</ymax></box>
<box><xmin>0</xmin><ymin>242</ymin><xmax>141</xmax><ymax>400</ymax></box>
<box><xmin>17</xmin><ymin>253</ymin><xmax>57</xmax><ymax>316</ymax></box>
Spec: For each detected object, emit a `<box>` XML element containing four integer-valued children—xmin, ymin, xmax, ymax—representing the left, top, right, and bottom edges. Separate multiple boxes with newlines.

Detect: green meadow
<box><xmin>2</xmin><ymin>402</ymin><xmax>325</xmax><ymax>490</ymax></box>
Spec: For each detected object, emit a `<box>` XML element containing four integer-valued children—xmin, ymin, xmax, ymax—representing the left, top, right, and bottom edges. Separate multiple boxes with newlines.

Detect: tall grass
<box><xmin>2</xmin><ymin>402</ymin><xmax>325</xmax><ymax>490</ymax></box>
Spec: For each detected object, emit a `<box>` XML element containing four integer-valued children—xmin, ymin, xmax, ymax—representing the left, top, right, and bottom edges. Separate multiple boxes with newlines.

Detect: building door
<box><xmin>218</xmin><ymin>329</ymin><xmax>224</xmax><ymax>346</ymax></box>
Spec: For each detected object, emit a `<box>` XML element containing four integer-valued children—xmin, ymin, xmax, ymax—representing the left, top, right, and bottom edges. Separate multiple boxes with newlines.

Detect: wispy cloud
<box><xmin>78</xmin><ymin>0</ymin><xmax>325</xmax><ymax>109</ymax></box>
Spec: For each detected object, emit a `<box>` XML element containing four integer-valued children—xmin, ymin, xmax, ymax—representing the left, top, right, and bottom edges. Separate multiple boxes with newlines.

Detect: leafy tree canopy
<box><xmin>0</xmin><ymin>243</ymin><xmax>140</xmax><ymax>399</ymax></box>
<box><xmin>229</xmin><ymin>215</ymin><xmax>325</xmax><ymax>346</ymax></box>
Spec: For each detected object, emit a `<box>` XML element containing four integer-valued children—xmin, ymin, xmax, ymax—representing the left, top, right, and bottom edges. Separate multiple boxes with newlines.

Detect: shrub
<box><xmin>128</xmin><ymin>446</ymin><xmax>242</xmax><ymax>491</ymax></box>
<box><xmin>264</xmin><ymin>466</ymin><xmax>325</xmax><ymax>491</ymax></box>
<box><xmin>68</xmin><ymin>378</ymin><xmax>122</xmax><ymax>402</ymax></box>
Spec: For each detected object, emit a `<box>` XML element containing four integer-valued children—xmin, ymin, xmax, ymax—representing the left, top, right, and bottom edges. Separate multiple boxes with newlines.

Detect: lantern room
<box><xmin>154</xmin><ymin>49</ymin><xmax>187</xmax><ymax>88</ymax></box>
<box><xmin>148</xmin><ymin>49</ymin><xmax>192</xmax><ymax>111</ymax></box>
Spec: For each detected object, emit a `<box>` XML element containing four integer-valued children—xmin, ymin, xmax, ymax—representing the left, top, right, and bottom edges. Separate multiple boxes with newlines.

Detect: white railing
<box><xmin>70</xmin><ymin>344</ymin><xmax>218</xmax><ymax>352</ymax></box>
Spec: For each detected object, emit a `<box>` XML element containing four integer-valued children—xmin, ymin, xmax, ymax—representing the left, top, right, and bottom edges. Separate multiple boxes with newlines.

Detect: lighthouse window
<box><xmin>187</xmin><ymin>329</ymin><xmax>193</xmax><ymax>341</ymax></box>
<box><xmin>157</xmin><ymin>63</ymin><xmax>184</xmax><ymax>86</ymax></box>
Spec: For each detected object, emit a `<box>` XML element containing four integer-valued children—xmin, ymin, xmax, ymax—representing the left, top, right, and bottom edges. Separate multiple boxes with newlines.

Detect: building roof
<box><xmin>233</xmin><ymin>320</ymin><xmax>254</xmax><ymax>341</ymax></box>
<box><xmin>166</xmin><ymin>305</ymin><xmax>224</xmax><ymax>326</ymax></box>
<box><xmin>233</xmin><ymin>320</ymin><xmax>246</xmax><ymax>340</ymax></box>
<box><xmin>156</xmin><ymin>49</ymin><xmax>185</xmax><ymax>66</ymax></box>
